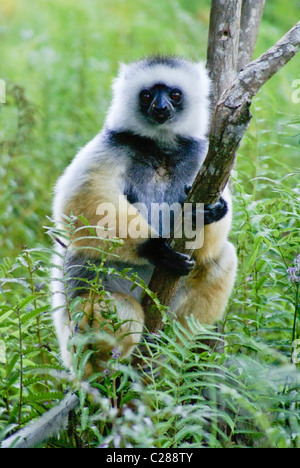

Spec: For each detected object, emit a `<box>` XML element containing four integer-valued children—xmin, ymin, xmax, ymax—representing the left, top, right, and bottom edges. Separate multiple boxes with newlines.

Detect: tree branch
<box><xmin>207</xmin><ymin>0</ymin><xmax>242</xmax><ymax>108</ymax></box>
<box><xmin>1</xmin><ymin>393</ymin><xmax>79</xmax><ymax>448</ymax></box>
<box><xmin>238</xmin><ymin>0</ymin><xmax>266</xmax><ymax>71</ymax></box>
<box><xmin>238</xmin><ymin>20</ymin><xmax>300</xmax><ymax>97</ymax></box>
<box><xmin>143</xmin><ymin>20</ymin><xmax>300</xmax><ymax>331</ymax></box>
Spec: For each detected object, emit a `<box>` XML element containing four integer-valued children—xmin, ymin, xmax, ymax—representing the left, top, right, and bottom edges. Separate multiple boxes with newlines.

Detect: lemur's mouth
<box><xmin>151</xmin><ymin>112</ymin><xmax>173</xmax><ymax>124</ymax></box>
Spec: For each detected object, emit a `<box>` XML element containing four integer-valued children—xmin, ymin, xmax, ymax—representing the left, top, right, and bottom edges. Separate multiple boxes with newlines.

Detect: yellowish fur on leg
<box><xmin>173</xmin><ymin>241</ymin><xmax>237</xmax><ymax>327</ymax></box>
<box><xmin>78</xmin><ymin>292</ymin><xmax>144</xmax><ymax>375</ymax></box>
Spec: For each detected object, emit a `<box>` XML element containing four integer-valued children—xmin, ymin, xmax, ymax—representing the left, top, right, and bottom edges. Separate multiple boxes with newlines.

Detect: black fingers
<box><xmin>190</xmin><ymin>197</ymin><xmax>228</xmax><ymax>227</ymax></box>
<box><xmin>203</xmin><ymin>197</ymin><xmax>228</xmax><ymax>225</ymax></box>
<box><xmin>138</xmin><ymin>238</ymin><xmax>195</xmax><ymax>276</ymax></box>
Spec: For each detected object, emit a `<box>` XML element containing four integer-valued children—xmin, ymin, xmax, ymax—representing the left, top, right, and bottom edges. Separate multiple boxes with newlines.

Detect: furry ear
<box><xmin>117</xmin><ymin>62</ymin><xmax>129</xmax><ymax>79</ymax></box>
<box><xmin>110</xmin><ymin>63</ymin><xmax>128</xmax><ymax>99</ymax></box>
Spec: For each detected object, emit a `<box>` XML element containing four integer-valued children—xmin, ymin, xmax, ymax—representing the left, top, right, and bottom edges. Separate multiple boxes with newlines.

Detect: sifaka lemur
<box><xmin>51</xmin><ymin>56</ymin><xmax>237</xmax><ymax>374</ymax></box>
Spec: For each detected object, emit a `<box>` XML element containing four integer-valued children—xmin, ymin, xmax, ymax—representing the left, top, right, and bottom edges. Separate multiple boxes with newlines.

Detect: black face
<box><xmin>139</xmin><ymin>84</ymin><xmax>183</xmax><ymax>125</ymax></box>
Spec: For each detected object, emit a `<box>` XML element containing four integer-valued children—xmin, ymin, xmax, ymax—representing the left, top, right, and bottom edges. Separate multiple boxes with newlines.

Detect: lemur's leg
<box><xmin>52</xmin><ymin>246</ymin><xmax>145</xmax><ymax>374</ymax></box>
<box><xmin>171</xmin><ymin>241</ymin><xmax>237</xmax><ymax>327</ymax></box>
<box><xmin>78</xmin><ymin>292</ymin><xmax>144</xmax><ymax>375</ymax></box>
<box><xmin>53</xmin><ymin>286</ymin><xmax>144</xmax><ymax>376</ymax></box>
<box><xmin>171</xmin><ymin>186</ymin><xmax>237</xmax><ymax>327</ymax></box>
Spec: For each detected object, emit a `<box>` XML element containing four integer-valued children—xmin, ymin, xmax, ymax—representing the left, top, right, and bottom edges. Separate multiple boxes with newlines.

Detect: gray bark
<box><xmin>1</xmin><ymin>393</ymin><xmax>79</xmax><ymax>448</ymax></box>
<box><xmin>207</xmin><ymin>0</ymin><xmax>242</xmax><ymax>108</ymax></box>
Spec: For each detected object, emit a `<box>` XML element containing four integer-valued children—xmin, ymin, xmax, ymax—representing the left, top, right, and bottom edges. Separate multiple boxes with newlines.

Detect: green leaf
<box><xmin>21</xmin><ymin>305</ymin><xmax>49</xmax><ymax>324</ymax></box>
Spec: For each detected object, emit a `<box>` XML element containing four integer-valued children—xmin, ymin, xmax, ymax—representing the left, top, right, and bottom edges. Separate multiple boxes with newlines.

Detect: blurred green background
<box><xmin>0</xmin><ymin>0</ymin><xmax>299</xmax><ymax>260</ymax></box>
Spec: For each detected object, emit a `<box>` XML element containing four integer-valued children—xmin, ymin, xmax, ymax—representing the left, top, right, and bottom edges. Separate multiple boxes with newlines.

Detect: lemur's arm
<box><xmin>137</xmin><ymin>187</ymin><xmax>230</xmax><ymax>276</ymax></box>
<box><xmin>55</xmin><ymin>164</ymin><xmax>194</xmax><ymax>275</ymax></box>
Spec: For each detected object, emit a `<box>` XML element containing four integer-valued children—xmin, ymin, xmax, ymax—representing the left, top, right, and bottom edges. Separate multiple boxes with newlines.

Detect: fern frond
<box><xmin>21</xmin><ymin>305</ymin><xmax>49</xmax><ymax>324</ymax></box>
<box><xmin>22</xmin><ymin>392</ymin><xmax>64</xmax><ymax>404</ymax></box>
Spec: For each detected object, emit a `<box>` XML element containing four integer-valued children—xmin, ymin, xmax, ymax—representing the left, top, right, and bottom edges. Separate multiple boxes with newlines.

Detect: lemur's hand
<box><xmin>191</xmin><ymin>198</ymin><xmax>228</xmax><ymax>227</ymax></box>
<box><xmin>138</xmin><ymin>238</ymin><xmax>195</xmax><ymax>276</ymax></box>
<box><xmin>203</xmin><ymin>197</ymin><xmax>228</xmax><ymax>225</ymax></box>
<box><xmin>184</xmin><ymin>186</ymin><xmax>228</xmax><ymax>227</ymax></box>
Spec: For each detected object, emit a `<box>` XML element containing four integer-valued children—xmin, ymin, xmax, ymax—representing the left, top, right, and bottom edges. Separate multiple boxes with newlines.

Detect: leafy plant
<box><xmin>0</xmin><ymin>249</ymin><xmax>65</xmax><ymax>442</ymax></box>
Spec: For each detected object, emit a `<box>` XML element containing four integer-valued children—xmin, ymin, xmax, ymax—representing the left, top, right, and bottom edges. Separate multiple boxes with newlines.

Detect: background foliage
<box><xmin>0</xmin><ymin>0</ymin><xmax>299</xmax><ymax>448</ymax></box>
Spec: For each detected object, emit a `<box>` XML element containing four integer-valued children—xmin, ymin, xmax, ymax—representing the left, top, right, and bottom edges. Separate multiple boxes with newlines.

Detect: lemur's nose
<box><xmin>152</xmin><ymin>95</ymin><xmax>169</xmax><ymax>113</ymax></box>
<box><xmin>153</xmin><ymin>103</ymin><xmax>168</xmax><ymax>114</ymax></box>
<box><xmin>150</xmin><ymin>93</ymin><xmax>174</xmax><ymax>124</ymax></box>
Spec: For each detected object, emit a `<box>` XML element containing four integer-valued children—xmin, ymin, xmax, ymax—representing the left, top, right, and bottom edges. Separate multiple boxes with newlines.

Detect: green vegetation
<box><xmin>0</xmin><ymin>0</ymin><xmax>299</xmax><ymax>448</ymax></box>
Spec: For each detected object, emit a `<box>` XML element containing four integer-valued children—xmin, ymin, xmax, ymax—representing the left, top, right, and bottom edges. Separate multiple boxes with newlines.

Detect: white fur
<box><xmin>105</xmin><ymin>58</ymin><xmax>211</xmax><ymax>140</ymax></box>
<box><xmin>53</xmin><ymin>134</ymin><xmax>103</xmax><ymax>224</ymax></box>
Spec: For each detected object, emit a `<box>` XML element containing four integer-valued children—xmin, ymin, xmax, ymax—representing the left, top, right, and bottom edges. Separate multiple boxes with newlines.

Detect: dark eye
<box><xmin>170</xmin><ymin>89</ymin><xmax>182</xmax><ymax>102</ymax></box>
<box><xmin>140</xmin><ymin>90</ymin><xmax>152</xmax><ymax>103</ymax></box>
